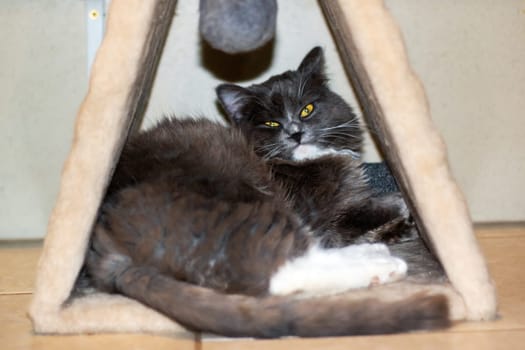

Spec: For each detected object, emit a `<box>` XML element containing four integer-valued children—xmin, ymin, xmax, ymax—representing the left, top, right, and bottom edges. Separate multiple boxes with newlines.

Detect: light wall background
<box><xmin>1</xmin><ymin>0</ymin><xmax>524</xmax><ymax>239</ymax></box>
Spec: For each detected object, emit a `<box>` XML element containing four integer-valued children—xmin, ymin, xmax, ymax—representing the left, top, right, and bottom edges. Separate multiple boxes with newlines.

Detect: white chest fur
<box><xmin>292</xmin><ymin>144</ymin><xmax>360</xmax><ymax>161</ymax></box>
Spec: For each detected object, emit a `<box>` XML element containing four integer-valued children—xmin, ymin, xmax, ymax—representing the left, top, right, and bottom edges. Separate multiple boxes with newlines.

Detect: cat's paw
<box><xmin>269</xmin><ymin>243</ymin><xmax>407</xmax><ymax>296</ymax></box>
<box><xmin>365</xmin><ymin>255</ymin><xmax>407</xmax><ymax>287</ymax></box>
<box><xmin>385</xmin><ymin>192</ymin><xmax>410</xmax><ymax>219</ymax></box>
<box><xmin>86</xmin><ymin>226</ymin><xmax>133</xmax><ymax>292</ymax></box>
<box><xmin>342</xmin><ymin>243</ymin><xmax>407</xmax><ymax>287</ymax></box>
<box><xmin>373</xmin><ymin>193</ymin><xmax>419</xmax><ymax>243</ymax></box>
<box><xmin>86</xmin><ymin>250</ymin><xmax>133</xmax><ymax>292</ymax></box>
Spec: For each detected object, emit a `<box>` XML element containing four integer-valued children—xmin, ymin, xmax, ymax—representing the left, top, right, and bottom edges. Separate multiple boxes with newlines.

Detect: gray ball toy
<box><xmin>199</xmin><ymin>0</ymin><xmax>277</xmax><ymax>54</ymax></box>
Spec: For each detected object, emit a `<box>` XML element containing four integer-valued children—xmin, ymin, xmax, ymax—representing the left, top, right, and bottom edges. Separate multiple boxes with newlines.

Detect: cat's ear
<box><xmin>216</xmin><ymin>84</ymin><xmax>251</xmax><ymax>124</ymax></box>
<box><xmin>297</xmin><ymin>46</ymin><xmax>325</xmax><ymax>76</ymax></box>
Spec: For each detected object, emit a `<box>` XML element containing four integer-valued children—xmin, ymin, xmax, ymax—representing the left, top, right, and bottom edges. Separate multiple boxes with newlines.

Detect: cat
<box><xmin>85</xmin><ymin>47</ymin><xmax>449</xmax><ymax>338</ymax></box>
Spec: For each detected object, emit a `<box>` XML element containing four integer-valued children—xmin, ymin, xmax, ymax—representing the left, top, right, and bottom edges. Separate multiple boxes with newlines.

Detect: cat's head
<box><xmin>216</xmin><ymin>47</ymin><xmax>362</xmax><ymax>161</ymax></box>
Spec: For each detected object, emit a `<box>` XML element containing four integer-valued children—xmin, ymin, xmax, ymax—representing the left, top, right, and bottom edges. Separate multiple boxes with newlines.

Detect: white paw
<box><xmin>364</xmin><ymin>255</ymin><xmax>407</xmax><ymax>287</ymax></box>
<box><xmin>340</xmin><ymin>243</ymin><xmax>407</xmax><ymax>285</ymax></box>
<box><xmin>269</xmin><ymin>244</ymin><xmax>407</xmax><ymax>296</ymax></box>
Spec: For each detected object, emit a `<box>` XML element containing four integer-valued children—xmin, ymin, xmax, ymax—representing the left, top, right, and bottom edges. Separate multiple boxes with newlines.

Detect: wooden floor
<box><xmin>1</xmin><ymin>224</ymin><xmax>524</xmax><ymax>349</ymax></box>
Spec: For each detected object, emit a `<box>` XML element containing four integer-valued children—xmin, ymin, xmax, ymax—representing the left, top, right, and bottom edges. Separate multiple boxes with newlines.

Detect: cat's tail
<box><xmin>88</xmin><ymin>251</ymin><xmax>450</xmax><ymax>338</ymax></box>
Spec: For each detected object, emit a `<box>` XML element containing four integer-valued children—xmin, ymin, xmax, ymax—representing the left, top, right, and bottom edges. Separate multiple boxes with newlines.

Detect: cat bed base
<box><xmin>29</xmin><ymin>0</ymin><xmax>497</xmax><ymax>336</ymax></box>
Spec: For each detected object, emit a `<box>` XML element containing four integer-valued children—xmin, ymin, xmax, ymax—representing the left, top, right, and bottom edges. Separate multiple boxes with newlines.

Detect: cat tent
<box><xmin>29</xmin><ymin>0</ymin><xmax>497</xmax><ymax>336</ymax></box>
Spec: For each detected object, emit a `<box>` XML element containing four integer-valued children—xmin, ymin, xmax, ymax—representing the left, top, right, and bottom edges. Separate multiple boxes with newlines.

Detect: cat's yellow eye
<box><xmin>300</xmin><ymin>103</ymin><xmax>314</xmax><ymax>118</ymax></box>
<box><xmin>264</xmin><ymin>121</ymin><xmax>281</xmax><ymax>128</ymax></box>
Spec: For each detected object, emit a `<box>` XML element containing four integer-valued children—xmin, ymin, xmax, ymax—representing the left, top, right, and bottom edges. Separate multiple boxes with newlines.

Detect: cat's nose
<box><xmin>290</xmin><ymin>131</ymin><xmax>303</xmax><ymax>143</ymax></box>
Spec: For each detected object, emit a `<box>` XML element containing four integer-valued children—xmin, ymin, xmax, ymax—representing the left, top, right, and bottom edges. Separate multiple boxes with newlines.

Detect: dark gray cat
<box><xmin>85</xmin><ymin>47</ymin><xmax>448</xmax><ymax>338</ymax></box>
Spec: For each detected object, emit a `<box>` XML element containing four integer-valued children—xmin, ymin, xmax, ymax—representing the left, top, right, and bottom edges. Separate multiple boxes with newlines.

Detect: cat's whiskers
<box><xmin>323</xmin><ymin>131</ymin><xmax>362</xmax><ymax>140</ymax></box>
<box><xmin>324</xmin><ymin>119</ymin><xmax>377</xmax><ymax>136</ymax></box>
<box><xmin>262</xmin><ymin>148</ymin><xmax>282</xmax><ymax>160</ymax></box>
<box><xmin>318</xmin><ymin>125</ymin><xmax>363</xmax><ymax>139</ymax></box>
<box><xmin>318</xmin><ymin>120</ymin><xmax>360</xmax><ymax>132</ymax></box>
<box><xmin>318</xmin><ymin>136</ymin><xmax>361</xmax><ymax>148</ymax></box>
<box><xmin>256</xmin><ymin>141</ymin><xmax>282</xmax><ymax>152</ymax></box>
<box><xmin>256</xmin><ymin>142</ymin><xmax>287</xmax><ymax>160</ymax></box>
